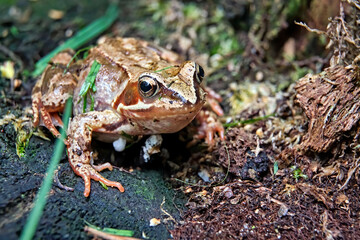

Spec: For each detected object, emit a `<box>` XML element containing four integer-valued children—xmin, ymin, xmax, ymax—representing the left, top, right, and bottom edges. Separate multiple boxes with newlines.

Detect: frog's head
<box><xmin>114</xmin><ymin>61</ymin><xmax>206</xmax><ymax>134</ymax></box>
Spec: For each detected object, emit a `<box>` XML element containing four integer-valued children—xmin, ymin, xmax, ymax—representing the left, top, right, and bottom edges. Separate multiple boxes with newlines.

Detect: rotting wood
<box><xmin>295</xmin><ymin>65</ymin><xmax>360</xmax><ymax>152</ymax></box>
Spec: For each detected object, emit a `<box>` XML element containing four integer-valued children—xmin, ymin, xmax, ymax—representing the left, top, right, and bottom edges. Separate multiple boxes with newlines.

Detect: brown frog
<box><xmin>32</xmin><ymin>37</ymin><xmax>224</xmax><ymax>197</ymax></box>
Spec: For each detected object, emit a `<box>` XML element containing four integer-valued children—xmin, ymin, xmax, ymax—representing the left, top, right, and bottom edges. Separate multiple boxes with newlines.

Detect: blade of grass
<box><xmin>31</xmin><ymin>4</ymin><xmax>118</xmax><ymax>77</ymax></box>
<box><xmin>20</xmin><ymin>97</ymin><xmax>72</xmax><ymax>240</ymax></box>
<box><xmin>223</xmin><ymin>113</ymin><xmax>275</xmax><ymax>128</ymax></box>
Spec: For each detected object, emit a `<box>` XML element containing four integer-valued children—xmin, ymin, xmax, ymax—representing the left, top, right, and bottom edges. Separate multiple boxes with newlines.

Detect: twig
<box><xmin>160</xmin><ymin>196</ymin><xmax>177</xmax><ymax>224</ymax></box>
<box><xmin>0</xmin><ymin>43</ymin><xmax>24</xmax><ymax>74</ymax></box>
<box><xmin>347</xmin><ymin>0</ymin><xmax>360</xmax><ymax>9</ymax></box>
<box><xmin>54</xmin><ymin>168</ymin><xmax>74</xmax><ymax>192</ymax></box>
<box><xmin>339</xmin><ymin>157</ymin><xmax>360</xmax><ymax>190</ymax></box>
<box><xmin>294</xmin><ymin>21</ymin><xmax>325</xmax><ymax>35</ymax></box>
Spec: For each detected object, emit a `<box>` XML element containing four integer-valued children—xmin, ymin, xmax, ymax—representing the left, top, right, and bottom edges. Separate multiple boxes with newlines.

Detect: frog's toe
<box><xmin>207</xmin><ymin>95</ymin><xmax>224</xmax><ymax>117</ymax></box>
<box><xmin>91</xmin><ymin>172</ymin><xmax>125</xmax><ymax>193</ymax></box>
<box><xmin>212</xmin><ymin>122</ymin><xmax>225</xmax><ymax>142</ymax></box>
<box><xmin>77</xmin><ymin>165</ymin><xmax>124</xmax><ymax>197</ymax></box>
<box><xmin>92</xmin><ymin>162</ymin><xmax>113</xmax><ymax>172</ymax></box>
<box><xmin>38</xmin><ymin>103</ymin><xmax>61</xmax><ymax>138</ymax></box>
<box><xmin>87</xmin><ymin>166</ymin><xmax>125</xmax><ymax>194</ymax></box>
<box><xmin>204</xmin><ymin>121</ymin><xmax>225</xmax><ymax>145</ymax></box>
<box><xmin>80</xmin><ymin>172</ymin><xmax>92</xmax><ymax>197</ymax></box>
<box><xmin>205</xmin><ymin>87</ymin><xmax>224</xmax><ymax>117</ymax></box>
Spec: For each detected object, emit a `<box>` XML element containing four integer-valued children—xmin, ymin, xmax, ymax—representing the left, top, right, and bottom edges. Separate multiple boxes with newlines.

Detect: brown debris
<box><xmin>297</xmin><ymin>183</ymin><xmax>333</xmax><ymax>209</ymax></box>
<box><xmin>171</xmin><ymin>2</ymin><xmax>360</xmax><ymax>239</ymax></box>
<box><xmin>326</xmin><ymin>1</ymin><xmax>360</xmax><ymax>66</ymax></box>
<box><xmin>295</xmin><ymin>65</ymin><xmax>360</xmax><ymax>153</ymax></box>
<box><xmin>216</xmin><ymin>128</ymin><xmax>269</xmax><ymax>180</ymax></box>
<box><xmin>171</xmin><ymin>175</ymin><xmax>358</xmax><ymax>239</ymax></box>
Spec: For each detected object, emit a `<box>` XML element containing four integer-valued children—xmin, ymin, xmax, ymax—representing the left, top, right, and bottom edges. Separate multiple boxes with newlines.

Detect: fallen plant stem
<box><xmin>160</xmin><ymin>196</ymin><xmax>177</xmax><ymax>224</ymax></box>
<box><xmin>339</xmin><ymin>157</ymin><xmax>360</xmax><ymax>190</ymax></box>
<box><xmin>84</xmin><ymin>220</ymin><xmax>136</xmax><ymax>239</ymax></box>
<box><xmin>223</xmin><ymin>113</ymin><xmax>275</xmax><ymax>128</ymax></box>
<box><xmin>20</xmin><ymin>98</ymin><xmax>72</xmax><ymax>240</ymax></box>
<box><xmin>84</xmin><ymin>226</ymin><xmax>139</xmax><ymax>240</ymax></box>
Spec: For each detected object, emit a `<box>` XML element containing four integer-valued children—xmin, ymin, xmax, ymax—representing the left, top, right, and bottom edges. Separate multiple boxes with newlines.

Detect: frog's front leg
<box><xmin>195</xmin><ymin>87</ymin><xmax>225</xmax><ymax>145</ymax></box>
<box><xmin>196</xmin><ymin>110</ymin><xmax>225</xmax><ymax>145</ymax></box>
<box><xmin>66</xmin><ymin>110</ymin><xmax>125</xmax><ymax>197</ymax></box>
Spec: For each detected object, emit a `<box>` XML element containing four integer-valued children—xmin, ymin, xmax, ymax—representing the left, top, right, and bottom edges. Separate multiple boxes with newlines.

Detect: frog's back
<box><xmin>72</xmin><ymin>51</ymin><xmax>128</xmax><ymax>115</ymax></box>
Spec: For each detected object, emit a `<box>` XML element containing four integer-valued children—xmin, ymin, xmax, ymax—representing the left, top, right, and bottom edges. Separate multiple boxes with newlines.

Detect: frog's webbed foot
<box><xmin>72</xmin><ymin>162</ymin><xmax>124</xmax><ymax>197</ymax></box>
<box><xmin>67</xmin><ymin>110</ymin><xmax>126</xmax><ymax>197</ymax></box>
<box><xmin>67</xmin><ymin>140</ymin><xmax>125</xmax><ymax>197</ymax></box>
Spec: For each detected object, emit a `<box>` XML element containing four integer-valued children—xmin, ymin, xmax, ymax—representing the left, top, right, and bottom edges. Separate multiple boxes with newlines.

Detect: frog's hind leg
<box><xmin>32</xmin><ymin>50</ymin><xmax>77</xmax><ymax>138</ymax></box>
<box><xmin>39</xmin><ymin>102</ymin><xmax>62</xmax><ymax>138</ymax></box>
<box><xmin>31</xmin><ymin>78</ymin><xmax>44</xmax><ymax>127</ymax></box>
<box><xmin>32</xmin><ymin>85</ymin><xmax>61</xmax><ymax>138</ymax></box>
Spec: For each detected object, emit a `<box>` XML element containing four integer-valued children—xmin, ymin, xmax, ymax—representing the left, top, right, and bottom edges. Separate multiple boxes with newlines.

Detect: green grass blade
<box><xmin>20</xmin><ymin>98</ymin><xmax>73</xmax><ymax>240</ymax></box>
<box><xmin>223</xmin><ymin>113</ymin><xmax>275</xmax><ymax>128</ymax></box>
<box><xmin>102</xmin><ymin>227</ymin><xmax>134</xmax><ymax>237</ymax></box>
<box><xmin>79</xmin><ymin>60</ymin><xmax>100</xmax><ymax>97</ymax></box>
<box><xmin>31</xmin><ymin>4</ymin><xmax>118</xmax><ymax>77</ymax></box>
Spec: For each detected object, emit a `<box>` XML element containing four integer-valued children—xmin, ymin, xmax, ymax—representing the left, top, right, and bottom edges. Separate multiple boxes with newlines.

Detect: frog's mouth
<box><xmin>133</xmin><ymin>107</ymin><xmax>203</xmax><ymax>134</ymax></box>
<box><xmin>121</xmin><ymin>100</ymin><xmax>205</xmax><ymax>119</ymax></box>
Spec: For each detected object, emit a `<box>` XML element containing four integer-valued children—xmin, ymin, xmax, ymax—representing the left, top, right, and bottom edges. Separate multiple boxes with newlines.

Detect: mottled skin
<box><xmin>32</xmin><ymin>37</ymin><xmax>224</xmax><ymax>197</ymax></box>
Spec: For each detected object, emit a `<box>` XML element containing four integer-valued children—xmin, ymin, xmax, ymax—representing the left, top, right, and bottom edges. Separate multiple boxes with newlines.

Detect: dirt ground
<box><xmin>1</xmin><ymin>0</ymin><xmax>359</xmax><ymax>239</ymax></box>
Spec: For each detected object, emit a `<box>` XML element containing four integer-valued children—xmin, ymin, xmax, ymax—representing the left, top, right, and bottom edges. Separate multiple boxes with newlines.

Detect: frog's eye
<box><xmin>195</xmin><ymin>64</ymin><xmax>205</xmax><ymax>83</ymax></box>
<box><xmin>138</xmin><ymin>75</ymin><xmax>159</xmax><ymax>98</ymax></box>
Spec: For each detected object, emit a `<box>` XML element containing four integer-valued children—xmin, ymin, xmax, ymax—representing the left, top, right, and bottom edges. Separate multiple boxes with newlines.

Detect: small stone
<box><xmin>198</xmin><ymin>168</ymin><xmax>210</xmax><ymax>182</ymax></box>
<box><xmin>149</xmin><ymin>218</ymin><xmax>161</xmax><ymax>226</ymax></box>
<box><xmin>113</xmin><ymin>136</ymin><xmax>127</xmax><ymax>152</ymax></box>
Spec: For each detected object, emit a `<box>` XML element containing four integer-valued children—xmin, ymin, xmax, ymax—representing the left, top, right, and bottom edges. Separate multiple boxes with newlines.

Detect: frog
<box><xmin>32</xmin><ymin>37</ymin><xmax>224</xmax><ymax>197</ymax></box>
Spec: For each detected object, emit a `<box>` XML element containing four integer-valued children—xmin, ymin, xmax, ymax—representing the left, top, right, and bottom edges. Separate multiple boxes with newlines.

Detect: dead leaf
<box><xmin>149</xmin><ymin>218</ymin><xmax>161</xmax><ymax>226</ymax></box>
<box><xmin>0</xmin><ymin>61</ymin><xmax>15</xmax><ymax>79</ymax></box>
<box><xmin>314</xmin><ymin>162</ymin><xmax>341</xmax><ymax>183</ymax></box>
<box><xmin>48</xmin><ymin>9</ymin><xmax>64</xmax><ymax>20</ymax></box>
<box><xmin>335</xmin><ymin>193</ymin><xmax>348</xmax><ymax>205</ymax></box>
<box><xmin>297</xmin><ymin>183</ymin><xmax>333</xmax><ymax>209</ymax></box>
